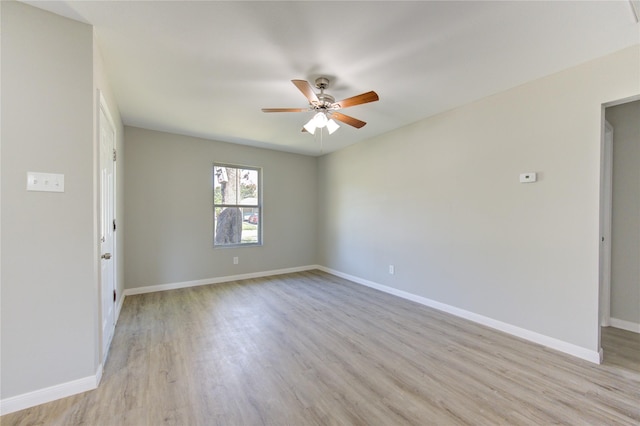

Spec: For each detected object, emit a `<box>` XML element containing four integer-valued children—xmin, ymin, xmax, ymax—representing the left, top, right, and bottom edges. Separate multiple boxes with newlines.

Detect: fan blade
<box><xmin>292</xmin><ymin>80</ymin><xmax>320</xmax><ymax>104</ymax></box>
<box><xmin>331</xmin><ymin>112</ymin><xmax>366</xmax><ymax>129</ymax></box>
<box><xmin>262</xmin><ymin>108</ymin><xmax>308</xmax><ymax>112</ymax></box>
<box><xmin>332</xmin><ymin>91</ymin><xmax>379</xmax><ymax>109</ymax></box>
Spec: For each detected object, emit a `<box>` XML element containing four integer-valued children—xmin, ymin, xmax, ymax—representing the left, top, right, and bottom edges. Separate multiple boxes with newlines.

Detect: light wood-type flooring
<box><xmin>2</xmin><ymin>270</ymin><xmax>639</xmax><ymax>425</ymax></box>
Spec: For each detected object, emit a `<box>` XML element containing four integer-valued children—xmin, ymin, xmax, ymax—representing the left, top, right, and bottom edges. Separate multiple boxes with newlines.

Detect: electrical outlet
<box><xmin>389</xmin><ymin>265</ymin><xmax>395</xmax><ymax>275</ymax></box>
<box><xmin>519</xmin><ymin>172</ymin><xmax>537</xmax><ymax>183</ymax></box>
<box><xmin>233</xmin><ymin>257</ymin><xmax>239</xmax><ymax>265</ymax></box>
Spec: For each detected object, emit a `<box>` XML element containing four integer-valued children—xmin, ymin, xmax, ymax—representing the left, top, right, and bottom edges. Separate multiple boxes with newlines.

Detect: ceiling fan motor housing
<box><xmin>317</xmin><ymin>93</ymin><xmax>335</xmax><ymax>109</ymax></box>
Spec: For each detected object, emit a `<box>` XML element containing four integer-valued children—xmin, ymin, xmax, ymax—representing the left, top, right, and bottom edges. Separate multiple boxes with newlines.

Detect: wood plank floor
<box><xmin>2</xmin><ymin>270</ymin><xmax>639</xmax><ymax>425</ymax></box>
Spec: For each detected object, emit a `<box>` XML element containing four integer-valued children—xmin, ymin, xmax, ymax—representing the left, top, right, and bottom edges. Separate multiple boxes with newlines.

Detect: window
<box><xmin>213</xmin><ymin>164</ymin><xmax>261</xmax><ymax>246</ymax></box>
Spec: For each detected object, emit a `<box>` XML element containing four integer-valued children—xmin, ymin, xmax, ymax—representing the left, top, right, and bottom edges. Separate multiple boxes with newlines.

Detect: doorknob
<box><xmin>101</xmin><ymin>253</ymin><xmax>112</xmax><ymax>260</ymax></box>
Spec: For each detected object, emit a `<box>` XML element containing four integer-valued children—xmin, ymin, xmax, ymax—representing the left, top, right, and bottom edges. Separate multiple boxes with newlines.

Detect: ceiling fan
<box><xmin>262</xmin><ymin>77</ymin><xmax>379</xmax><ymax>134</ymax></box>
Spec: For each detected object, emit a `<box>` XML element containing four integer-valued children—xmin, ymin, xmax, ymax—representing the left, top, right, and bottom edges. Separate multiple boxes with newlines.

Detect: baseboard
<box><xmin>95</xmin><ymin>363</ymin><xmax>104</xmax><ymax>387</ymax></box>
<box><xmin>115</xmin><ymin>288</ymin><xmax>125</xmax><ymax>324</ymax></box>
<box><xmin>318</xmin><ymin>266</ymin><xmax>602</xmax><ymax>364</ymax></box>
<box><xmin>610</xmin><ymin>317</ymin><xmax>640</xmax><ymax>333</ymax></box>
<box><xmin>124</xmin><ymin>265</ymin><xmax>320</xmax><ymax>296</ymax></box>
<box><xmin>0</xmin><ymin>369</ymin><xmax>100</xmax><ymax>416</ymax></box>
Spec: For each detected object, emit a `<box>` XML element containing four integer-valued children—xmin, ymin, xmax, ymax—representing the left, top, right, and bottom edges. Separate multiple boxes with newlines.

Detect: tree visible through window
<box><xmin>213</xmin><ymin>164</ymin><xmax>261</xmax><ymax>246</ymax></box>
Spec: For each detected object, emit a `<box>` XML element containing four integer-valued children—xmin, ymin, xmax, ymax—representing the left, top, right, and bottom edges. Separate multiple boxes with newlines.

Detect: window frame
<box><xmin>213</xmin><ymin>163</ymin><xmax>262</xmax><ymax>248</ymax></box>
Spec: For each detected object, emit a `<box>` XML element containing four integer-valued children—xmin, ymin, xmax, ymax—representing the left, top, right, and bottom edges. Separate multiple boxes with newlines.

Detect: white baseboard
<box><xmin>115</xmin><ymin>288</ymin><xmax>125</xmax><ymax>324</ymax></box>
<box><xmin>0</xmin><ymin>369</ymin><xmax>100</xmax><ymax>416</ymax></box>
<box><xmin>318</xmin><ymin>266</ymin><xmax>602</xmax><ymax>365</ymax></box>
<box><xmin>95</xmin><ymin>363</ymin><xmax>104</xmax><ymax>387</ymax></box>
<box><xmin>610</xmin><ymin>317</ymin><xmax>640</xmax><ymax>333</ymax></box>
<box><xmin>124</xmin><ymin>265</ymin><xmax>320</xmax><ymax>296</ymax></box>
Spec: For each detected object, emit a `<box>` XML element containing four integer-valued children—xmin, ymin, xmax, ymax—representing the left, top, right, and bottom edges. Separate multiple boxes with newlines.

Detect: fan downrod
<box><xmin>314</xmin><ymin>77</ymin><xmax>333</xmax><ymax>108</ymax></box>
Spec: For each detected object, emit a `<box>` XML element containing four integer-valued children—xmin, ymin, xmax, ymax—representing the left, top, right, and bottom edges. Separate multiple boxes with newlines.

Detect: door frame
<box><xmin>599</xmin><ymin>119</ymin><xmax>613</xmax><ymax>328</ymax></box>
<box><xmin>599</xmin><ymin>94</ymin><xmax>640</xmax><ymax>357</ymax></box>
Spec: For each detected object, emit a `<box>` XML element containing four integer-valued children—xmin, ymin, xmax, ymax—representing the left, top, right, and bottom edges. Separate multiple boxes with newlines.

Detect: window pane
<box><xmin>214</xmin><ymin>207</ymin><xmax>243</xmax><ymax>245</ymax></box>
<box><xmin>241</xmin><ymin>208</ymin><xmax>259</xmax><ymax>243</ymax></box>
<box><xmin>239</xmin><ymin>168</ymin><xmax>258</xmax><ymax>204</ymax></box>
<box><xmin>213</xmin><ymin>164</ymin><xmax>261</xmax><ymax>246</ymax></box>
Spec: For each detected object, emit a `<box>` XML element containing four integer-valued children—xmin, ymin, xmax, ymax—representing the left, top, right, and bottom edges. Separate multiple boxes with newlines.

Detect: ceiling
<box><xmin>23</xmin><ymin>1</ymin><xmax>640</xmax><ymax>156</ymax></box>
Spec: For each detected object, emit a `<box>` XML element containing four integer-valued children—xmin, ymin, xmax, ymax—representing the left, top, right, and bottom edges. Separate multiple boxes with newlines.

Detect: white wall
<box><xmin>123</xmin><ymin>126</ymin><xmax>317</xmax><ymax>290</ymax></box>
<box><xmin>607</xmin><ymin>100</ymin><xmax>640</xmax><ymax>329</ymax></box>
<box><xmin>317</xmin><ymin>46</ymin><xmax>640</xmax><ymax>357</ymax></box>
<box><xmin>1</xmin><ymin>1</ymin><xmax>97</xmax><ymax>400</ymax></box>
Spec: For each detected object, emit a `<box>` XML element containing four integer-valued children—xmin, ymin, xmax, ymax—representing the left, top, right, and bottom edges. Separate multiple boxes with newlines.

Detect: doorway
<box><xmin>600</xmin><ymin>97</ymin><xmax>640</xmax><ymax>363</ymax></box>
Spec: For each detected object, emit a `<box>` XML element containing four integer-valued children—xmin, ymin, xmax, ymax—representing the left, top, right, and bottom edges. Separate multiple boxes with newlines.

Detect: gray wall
<box><xmin>607</xmin><ymin>100</ymin><xmax>640</xmax><ymax>327</ymax></box>
<box><xmin>1</xmin><ymin>1</ymin><xmax>96</xmax><ymax>398</ymax></box>
<box><xmin>317</xmin><ymin>46</ymin><xmax>640</xmax><ymax>354</ymax></box>
<box><xmin>123</xmin><ymin>126</ymin><xmax>317</xmax><ymax>289</ymax></box>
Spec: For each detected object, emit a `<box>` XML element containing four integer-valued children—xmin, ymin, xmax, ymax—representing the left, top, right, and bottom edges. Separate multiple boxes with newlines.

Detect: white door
<box><xmin>99</xmin><ymin>92</ymin><xmax>116</xmax><ymax>362</ymax></box>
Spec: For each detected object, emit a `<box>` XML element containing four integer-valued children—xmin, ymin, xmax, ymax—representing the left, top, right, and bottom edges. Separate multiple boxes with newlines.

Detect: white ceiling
<box><xmin>24</xmin><ymin>1</ymin><xmax>640</xmax><ymax>156</ymax></box>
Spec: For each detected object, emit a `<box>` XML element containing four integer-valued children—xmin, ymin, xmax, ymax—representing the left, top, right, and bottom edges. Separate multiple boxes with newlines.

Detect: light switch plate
<box><xmin>27</xmin><ymin>172</ymin><xmax>65</xmax><ymax>192</ymax></box>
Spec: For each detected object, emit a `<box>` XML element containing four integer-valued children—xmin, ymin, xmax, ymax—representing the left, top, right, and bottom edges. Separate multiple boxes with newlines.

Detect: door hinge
<box><xmin>113</xmin><ymin>219</ymin><xmax>117</xmax><ymax>232</ymax></box>
<box><xmin>113</xmin><ymin>149</ymin><xmax>117</xmax><ymax>162</ymax></box>
<box><xmin>113</xmin><ymin>290</ymin><xmax>117</xmax><ymax>302</ymax></box>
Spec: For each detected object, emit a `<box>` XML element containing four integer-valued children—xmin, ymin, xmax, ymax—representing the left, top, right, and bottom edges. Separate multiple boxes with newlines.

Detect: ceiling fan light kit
<box><xmin>262</xmin><ymin>77</ymin><xmax>379</xmax><ymax>135</ymax></box>
<box><xmin>303</xmin><ymin>112</ymin><xmax>340</xmax><ymax>135</ymax></box>
<box><xmin>325</xmin><ymin>118</ymin><xmax>340</xmax><ymax>134</ymax></box>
